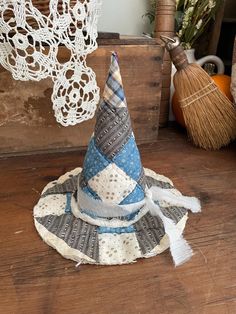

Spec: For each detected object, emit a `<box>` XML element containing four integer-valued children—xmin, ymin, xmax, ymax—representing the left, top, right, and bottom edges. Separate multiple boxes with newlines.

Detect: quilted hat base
<box><xmin>34</xmin><ymin>167</ymin><xmax>190</xmax><ymax>266</ymax></box>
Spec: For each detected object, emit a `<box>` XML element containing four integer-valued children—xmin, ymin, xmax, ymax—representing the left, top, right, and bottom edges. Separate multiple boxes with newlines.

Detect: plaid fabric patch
<box><xmin>103</xmin><ymin>53</ymin><xmax>127</xmax><ymax>109</ymax></box>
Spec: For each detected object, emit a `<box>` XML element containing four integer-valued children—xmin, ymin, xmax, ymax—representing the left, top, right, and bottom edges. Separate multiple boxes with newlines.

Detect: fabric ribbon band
<box><xmin>77</xmin><ymin>188</ymin><xmax>146</xmax><ymax>218</ymax></box>
<box><xmin>75</xmin><ymin>187</ymin><xmax>201</xmax><ymax>266</ymax></box>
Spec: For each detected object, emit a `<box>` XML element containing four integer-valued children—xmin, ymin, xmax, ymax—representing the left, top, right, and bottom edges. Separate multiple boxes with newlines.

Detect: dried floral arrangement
<box><xmin>144</xmin><ymin>0</ymin><xmax>223</xmax><ymax>49</ymax></box>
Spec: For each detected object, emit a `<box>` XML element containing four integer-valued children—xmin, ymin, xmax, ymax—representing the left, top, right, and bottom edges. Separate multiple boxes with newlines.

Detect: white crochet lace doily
<box><xmin>0</xmin><ymin>0</ymin><xmax>102</xmax><ymax>126</ymax></box>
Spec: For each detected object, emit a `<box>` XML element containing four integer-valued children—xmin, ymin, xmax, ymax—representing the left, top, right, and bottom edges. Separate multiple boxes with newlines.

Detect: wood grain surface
<box><xmin>207</xmin><ymin>0</ymin><xmax>226</xmax><ymax>56</ymax></box>
<box><xmin>0</xmin><ymin>126</ymin><xmax>235</xmax><ymax>314</ymax></box>
<box><xmin>154</xmin><ymin>0</ymin><xmax>176</xmax><ymax>127</ymax></box>
<box><xmin>233</xmin><ymin>36</ymin><xmax>236</xmax><ymax>66</ymax></box>
<box><xmin>0</xmin><ymin>40</ymin><xmax>163</xmax><ymax>156</ymax></box>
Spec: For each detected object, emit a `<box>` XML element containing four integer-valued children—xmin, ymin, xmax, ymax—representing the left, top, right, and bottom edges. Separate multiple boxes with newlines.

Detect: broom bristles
<box><xmin>174</xmin><ymin>64</ymin><xmax>236</xmax><ymax>150</ymax></box>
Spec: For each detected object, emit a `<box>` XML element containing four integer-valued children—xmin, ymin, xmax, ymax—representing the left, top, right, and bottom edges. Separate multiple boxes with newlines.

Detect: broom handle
<box><xmin>169</xmin><ymin>45</ymin><xmax>189</xmax><ymax>71</ymax></box>
<box><xmin>161</xmin><ymin>36</ymin><xmax>189</xmax><ymax>71</ymax></box>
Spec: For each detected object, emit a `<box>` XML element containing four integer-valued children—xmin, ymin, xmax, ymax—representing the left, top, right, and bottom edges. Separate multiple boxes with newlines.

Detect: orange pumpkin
<box><xmin>172</xmin><ymin>92</ymin><xmax>185</xmax><ymax>128</ymax></box>
<box><xmin>211</xmin><ymin>75</ymin><xmax>233</xmax><ymax>102</ymax></box>
<box><xmin>172</xmin><ymin>74</ymin><xmax>233</xmax><ymax>128</ymax></box>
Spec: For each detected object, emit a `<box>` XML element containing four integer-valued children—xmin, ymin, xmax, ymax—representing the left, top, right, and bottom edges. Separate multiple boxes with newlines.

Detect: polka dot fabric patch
<box><xmin>113</xmin><ymin>135</ymin><xmax>143</xmax><ymax>182</ymax></box>
<box><xmin>83</xmin><ymin>138</ymin><xmax>110</xmax><ymax>181</ymax></box>
<box><xmin>98</xmin><ymin>233</ymin><xmax>142</xmax><ymax>265</ymax></box>
<box><xmin>120</xmin><ymin>185</ymin><xmax>145</xmax><ymax>205</ymax></box>
<box><xmin>88</xmin><ymin>163</ymin><xmax>137</xmax><ymax>204</ymax></box>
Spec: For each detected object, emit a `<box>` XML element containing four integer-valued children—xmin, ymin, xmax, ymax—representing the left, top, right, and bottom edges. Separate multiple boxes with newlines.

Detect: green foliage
<box><xmin>144</xmin><ymin>0</ymin><xmax>223</xmax><ymax>49</ymax></box>
<box><xmin>143</xmin><ymin>0</ymin><xmax>156</xmax><ymax>24</ymax></box>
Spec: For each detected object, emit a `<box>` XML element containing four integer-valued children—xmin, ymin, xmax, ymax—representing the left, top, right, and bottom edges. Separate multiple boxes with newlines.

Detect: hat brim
<box><xmin>34</xmin><ymin>168</ymin><xmax>189</xmax><ymax>265</ymax></box>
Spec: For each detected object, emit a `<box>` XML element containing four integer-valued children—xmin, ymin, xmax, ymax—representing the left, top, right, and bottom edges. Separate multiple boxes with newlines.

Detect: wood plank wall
<box><xmin>0</xmin><ymin>38</ymin><xmax>163</xmax><ymax>156</ymax></box>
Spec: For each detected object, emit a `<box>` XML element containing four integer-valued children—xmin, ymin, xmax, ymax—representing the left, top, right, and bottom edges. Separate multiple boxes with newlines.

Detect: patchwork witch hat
<box><xmin>34</xmin><ymin>53</ymin><xmax>201</xmax><ymax>266</ymax></box>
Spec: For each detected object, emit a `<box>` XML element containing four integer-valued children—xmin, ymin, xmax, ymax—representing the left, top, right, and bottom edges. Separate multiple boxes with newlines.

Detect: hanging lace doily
<box><xmin>0</xmin><ymin>0</ymin><xmax>102</xmax><ymax>126</ymax></box>
<box><xmin>52</xmin><ymin>58</ymin><xmax>99</xmax><ymax>125</ymax></box>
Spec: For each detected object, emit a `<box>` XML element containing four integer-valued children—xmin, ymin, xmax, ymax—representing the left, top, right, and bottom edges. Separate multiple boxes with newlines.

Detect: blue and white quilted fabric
<box><xmin>79</xmin><ymin>52</ymin><xmax>146</xmax><ymax>208</ymax></box>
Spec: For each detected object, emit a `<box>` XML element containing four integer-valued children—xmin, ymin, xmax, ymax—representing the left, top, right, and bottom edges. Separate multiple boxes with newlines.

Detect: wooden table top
<box><xmin>0</xmin><ymin>126</ymin><xmax>235</xmax><ymax>314</ymax></box>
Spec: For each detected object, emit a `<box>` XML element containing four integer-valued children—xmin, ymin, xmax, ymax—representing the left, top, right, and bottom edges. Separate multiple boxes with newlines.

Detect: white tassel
<box><xmin>146</xmin><ymin>190</ymin><xmax>194</xmax><ymax>267</ymax></box>
<box><xmin>169</xmin><ymin>237</ymin><xmax>193</xmax><ymax>267</ymax></box>
<box><xmin>150</xmin><ymin>186</ymin><xmax>201</xmax><ymax>213</ymax></box>
<box><xmin>76</xmin><ymin>261</ymin><xmax>82</xmax><ymax>269</ymax></box>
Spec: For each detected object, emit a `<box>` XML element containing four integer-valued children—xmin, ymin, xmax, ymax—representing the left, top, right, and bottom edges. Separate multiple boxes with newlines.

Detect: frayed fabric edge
<box><xmin>146</xmin><ymin>189</ymin><xmax>200</xmax><ymax>266</ymax></box>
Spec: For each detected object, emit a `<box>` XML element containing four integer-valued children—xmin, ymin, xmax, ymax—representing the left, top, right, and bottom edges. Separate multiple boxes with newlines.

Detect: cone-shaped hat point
<box><xmin>102</xmin><ymin>52</ymin><xmax>127</xmax><ymax>109</ymax></box>
<box><xmin>79</xmin><ymin>52</ymin><xmax>146</xmax><ymax>209</ymax></box>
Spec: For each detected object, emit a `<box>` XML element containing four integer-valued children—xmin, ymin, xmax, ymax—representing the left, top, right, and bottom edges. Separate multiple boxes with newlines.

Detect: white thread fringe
<box><xmin>146</xmin><ymin>189</ymin><xmax>201</xmax><ymax>266</ymax></box>
<box><xmin>76</xmin><ymin>261</ymin><xmax>82</xmax><ymax>269</ymax></box>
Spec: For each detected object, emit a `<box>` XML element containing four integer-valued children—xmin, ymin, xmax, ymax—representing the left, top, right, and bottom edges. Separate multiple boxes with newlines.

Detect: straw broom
<box><xmin>161</xmin><ymin>36</ymin><xmax>236</xmax><ymax>150</ymax></box>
